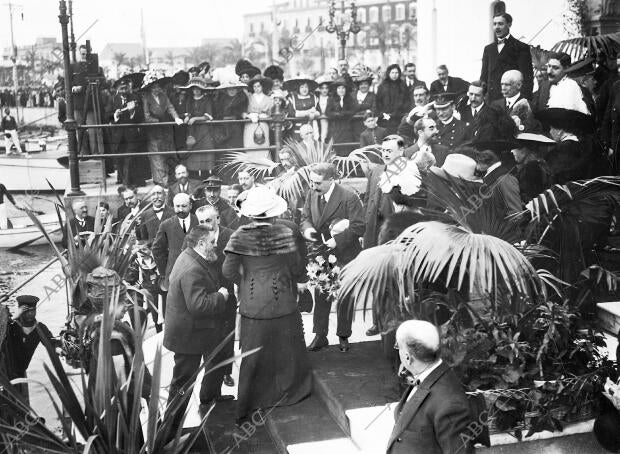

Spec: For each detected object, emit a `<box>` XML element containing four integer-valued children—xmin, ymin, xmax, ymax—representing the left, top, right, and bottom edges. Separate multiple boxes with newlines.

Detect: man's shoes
<box><xmin>366</xmin><ymin>325</ymin><xmax>379</xmax><ymax>336</ymax></box>
<box><xmin>223</xmin><ymin>374</ymin><xmax>235</xmax><ymax>387</ymax></box>
<box><xmin>307</xmin><ymin>335</ymin><xmax>328</xmax><ymax>351</ymax></box>
<box><xmin>339</xmin><ymin>336</ymin><xmax>350</xmax><ymax>353</ymax></box>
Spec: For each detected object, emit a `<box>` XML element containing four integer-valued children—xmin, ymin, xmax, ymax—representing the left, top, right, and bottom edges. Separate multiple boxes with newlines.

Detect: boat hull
<box><xmin>0</xmin><ymin>213</ymin><xmax>63</xmax><ymax>248</ymax></box>
<box><xmin>0</xmin><ymin>154</ymin><xmax>69</xmax><ymax>191</ymax></box>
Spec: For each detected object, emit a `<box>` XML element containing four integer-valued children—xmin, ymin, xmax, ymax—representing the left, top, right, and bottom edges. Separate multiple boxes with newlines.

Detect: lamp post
<box><xmin>59</xmin><ymin>0</ymin><xmax>83</xmax><ymax>196</ymax></box>
<box><xmin>68</xmin><ymin>0</ymin><xmax>76</xmax><ymax>63</ymax></box>
<box><xmin>325</xmin><ymin>0</ymin><xmax>361</xmax><ymax>61</ymax></box>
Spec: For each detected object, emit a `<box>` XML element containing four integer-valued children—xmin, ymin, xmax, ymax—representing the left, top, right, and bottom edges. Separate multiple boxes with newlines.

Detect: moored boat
<box><xmin>0</xmin><ymin>212</ymin><xmax>63</xmax><ymax>248</ymax></box>
<box><xmin>0</xmin><ymin>151</ymin><xmax>69</xmax><ymax>192</ymax></box>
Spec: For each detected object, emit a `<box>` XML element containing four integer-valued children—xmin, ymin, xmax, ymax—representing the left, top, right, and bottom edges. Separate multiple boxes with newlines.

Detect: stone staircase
<box><xmin>264</xmin><ymin>340</ymin><xmax>610</xmax><ymax>454</ymax></box>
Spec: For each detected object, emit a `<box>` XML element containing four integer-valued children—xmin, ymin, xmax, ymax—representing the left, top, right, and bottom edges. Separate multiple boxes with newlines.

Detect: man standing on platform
<box><xmin>480</xmin><ymin>12</ymin><xmax>533</xmax><ymax>102</ymax></box>
<box><xmin>2</xmin><ymin>107</ymin><xmax>22</xmax><ymax>155</ymax></box>
<box><xmin>164</xmin><ymin>226</ymin><xmax>234</xmax><ymax>425</ymax></box>
<box><xmin>387</xmin><ymin>320</ymin><xmax>474</xmax><ymax>454</ymax></box>
<box><xmin>301</xmin><ymin>163</ymin><xmax>365</xmax><ymax>353</ymax></box>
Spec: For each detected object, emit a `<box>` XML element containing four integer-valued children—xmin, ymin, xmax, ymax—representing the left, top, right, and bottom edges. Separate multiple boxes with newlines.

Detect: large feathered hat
<box><xmin>235</xmin><ymin>59</ymin><xmax>261</xmax><ymax>78</ymax></box>
<box><xmin>264</xmin><ymin>64</ymin><xmax>284</xmax><ymax>81</ymax></box>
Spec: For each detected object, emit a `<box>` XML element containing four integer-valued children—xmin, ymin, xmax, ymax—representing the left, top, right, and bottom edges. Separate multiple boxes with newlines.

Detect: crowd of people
<box><xmin>3</xmin><ymin>10</ymin><xmax>620</xmax><ymax>453</ymax></box>
<box><xmin>0</xmin><ymin>85</ymin><xmax>57</xmax><ymax>109</ymax></box>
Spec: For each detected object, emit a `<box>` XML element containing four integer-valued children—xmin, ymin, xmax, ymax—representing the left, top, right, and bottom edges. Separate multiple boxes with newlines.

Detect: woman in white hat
<box><xmin>222</xmin><ymin>186</ymin><xmax>311</xmax><ymax>423</ymax></box>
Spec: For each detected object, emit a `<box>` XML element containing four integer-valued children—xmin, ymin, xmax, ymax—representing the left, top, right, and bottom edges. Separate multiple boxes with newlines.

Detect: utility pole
<box><xmin>140</xmin><ymin>8</ymin><xmax>148</xmax><ymax>69</ymax></box>
<box><xmin>5</xmin><ymin>2</ymin><xmax>23</xmax><ymax>123</ymax></box>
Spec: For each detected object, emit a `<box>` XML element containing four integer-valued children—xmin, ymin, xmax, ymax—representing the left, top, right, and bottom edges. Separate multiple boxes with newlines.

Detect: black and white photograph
<box><xmin>1</xmin><ymin>0</ymin><xmax>620</xmax><ymax>452</ymax></box>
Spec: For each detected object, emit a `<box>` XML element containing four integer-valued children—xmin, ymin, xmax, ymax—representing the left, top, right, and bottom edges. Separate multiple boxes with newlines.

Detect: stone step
<box><xmin>597</xmin><ymin>301</ymin><xmax>620</xmax><ymax>335</ymax></box>
<box><xmin>265</xmin><ymin>395</ymin><xmax>361</xmax><ymax>454</ymax></box>
<box><xmin>306</xmin><ymin>339</ymin><xmax>610</xmax><ymax>453</ymax></box>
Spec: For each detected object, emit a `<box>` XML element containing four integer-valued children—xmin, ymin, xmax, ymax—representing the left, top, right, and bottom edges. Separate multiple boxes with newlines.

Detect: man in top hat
<box><xmin>480</xmin><ymin>12</ymin><xmax>534</xmax><ymax>102</ymax></box>
<box><xmin>404</xmin><ymin>117</ymin><xmax>451</xmax><ymax>168</ymax></box>
<box><xmin>5</xmin><ymin>295</ymin><xmax>56</xmax><ymax>402</ymax></box>
<box><xmin>301</xmin><ymin>163</ymin><xmax>365</xmax><ymax>353</ymax></box>
<box><xmin>433</xmin><ymin>93</ymin><xmax>468</xmax><ymax>150</ymax></box>
<box><xmin>167</xmin><ymin>164</ymin><xmax>201</xmax><ymax>208</ymax></box>
<box><xmin>108</xmin><ymin>75</ymin><xmax>144</xmax><ymax>186</ymax></box>
<box><xmin>387</xmin><ymin>320</ymin><xmax>474</xmax><ymax>454</ymax></box>
<box><xmin>429</xmin><ymin>65</ymin><xmax>469</xmax><ymax>98</ymax></box>
<box><xmin>491</xmin><ymin>70</ymin><xmax>539</xmax><ymax>133</ymax></box>
<box><xmin>192</xmin><ymin>176</ymin><xmax>238</xmax><ymax>229</ymax></box>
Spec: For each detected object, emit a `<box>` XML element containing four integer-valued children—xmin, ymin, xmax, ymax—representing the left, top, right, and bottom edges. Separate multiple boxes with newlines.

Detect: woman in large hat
<box><xmin>235</xmin><ymin>59</ymin><xmax>261</xmax><ymax>85</ymax></box>
<box><xmin>242</xmin><ymin>75</ymin><xmax>274</xmax><ymax>158</ymax></box>
<box><xmin>325</xmin><ymin>77</ymin><xmax>356</xmax><ymax>156</ymax></box>
<box><xmin>181</xmin><ymin>77</ymin><xmax>216</xmax><ymax>176</ymax></box>
<box><xmin>213</xmin><ymin>80</ymin><xmax>249</xmax><ymax>150</ymax></box>
<box><xmin>510</xmin><ymin>132</ymin><xmax>554</xmax><ymax>202</ymax></box>
<box><xmin>537</xmin><ymin>104</ymin><xmax>610</xmax><ymax>183</ymax></box>
<box><xmin>284</xmin><ymin>76</ymin><xmax>319</xmax><ymax>141</ymax></box>
<box><xmin>222</xmin><ymin>186</ymin><xmax>311</xmax><ymax>423</ymax></box>
<box><xmin>351</xmin><ymin>66</ymin><xmax>376</xmax><ymax>139</ymax></box>
<box><xmin>140</xmin><ymin>70</ymin><xmax>184</xmax><ymax>187</ymax></box>
<box><xmin>264</xmin><ymin>64</ymin><xmax>285</xmax><ymax>92</ymax></box>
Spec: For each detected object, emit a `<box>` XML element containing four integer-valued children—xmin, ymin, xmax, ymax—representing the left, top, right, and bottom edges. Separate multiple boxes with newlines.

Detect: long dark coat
<box><xmin>376</xmin><ymin>73</ymin><xmax>410</xmax><ymax>134</ymax></box>
<box><xmin>326</xmin><ymin>94</ymin><xmax>356</xmax><ymax>156</ymax></box>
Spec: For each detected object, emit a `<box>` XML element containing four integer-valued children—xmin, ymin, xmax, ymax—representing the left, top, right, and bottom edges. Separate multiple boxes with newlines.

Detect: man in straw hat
<box><xmin>301</xmin><ymin>163</ymin><xmax>365</xmax><ymax>352</ymax></box>
<box><xmin>223</xmin><ymin>186</ymin><xmax>311</xmax><ymax>422</ymax></box>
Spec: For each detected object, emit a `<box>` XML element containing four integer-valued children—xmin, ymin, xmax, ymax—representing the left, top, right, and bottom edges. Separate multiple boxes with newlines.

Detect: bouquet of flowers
<box><xmin>306</xmin><ymin>254</ymin><xmax>341</xmax><ymax>302</ymax></box>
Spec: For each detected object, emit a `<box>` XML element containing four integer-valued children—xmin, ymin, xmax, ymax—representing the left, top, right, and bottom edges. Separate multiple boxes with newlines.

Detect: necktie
<box><xmin>498</xmin><ymin>37</ymin><xmax>506</xmax><ymax>44</ymax></box>
<box><xmin>318</xmin><ymin>195</ymin><xmax>326</xmax><ymax>214</ymax></box>
<box><xmin>78</xmin><ymin>220</ymin><xmax>85</xmax><ymax>228</ymax></box>
<box><xmin>182</xmin><ymin>219</ymin><xmax>187</xmax><ymax>233</ymax></box>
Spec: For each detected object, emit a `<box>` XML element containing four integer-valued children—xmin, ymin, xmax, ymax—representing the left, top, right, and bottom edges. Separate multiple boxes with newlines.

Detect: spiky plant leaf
<box><xmin>551</xmin><ymin>32</ymin><xmax>620</xmax><ymax>63</ymax></box>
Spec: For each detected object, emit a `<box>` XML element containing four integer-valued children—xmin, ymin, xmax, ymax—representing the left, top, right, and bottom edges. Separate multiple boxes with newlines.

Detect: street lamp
<box><xmin>325</xmin><ymin>0</ymin><xmax>361</xmax><ymax>61</ymax></box>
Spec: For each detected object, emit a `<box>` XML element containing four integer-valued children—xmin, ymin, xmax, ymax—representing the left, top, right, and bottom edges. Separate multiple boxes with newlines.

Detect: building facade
<box><xmin>243</xmin><ymin>0</ymin><xmax>419</xmax><ymax>77</ymax></box>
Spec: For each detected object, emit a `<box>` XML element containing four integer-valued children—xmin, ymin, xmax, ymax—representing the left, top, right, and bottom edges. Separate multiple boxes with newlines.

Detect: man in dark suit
<box><xmin>404</xmin><ymin>118</ymin><xmax>450</xmax><ymax>168</ymax></box>
<box><xmin>301</xmin><ymin>163</ymin><xmax>365</xmax><ymax>352</ymax></box>
<box><xmin>388</xmin><ymin>320</ymin><xmax>474</xmax><ymax>454</ymax></box>
<box><xmin>194</xmin><ymin>204</ymin><xmax>237</xmax><ymax>388</ymax></box>
<box><xmin>397</xmin><ymin>86</ymin><xmax>433</xmax><ymax>145</ymax></box>
<box><xmin>164</xmin><ymin>226</ymin><xmax>234</xmax><ymax>425</ymax></box>
<box><xmin>192</xmin><ymin>176</ymin><xmax>238</xmax><ymax>229</ymax></box>
<box><xmin>152</xmin><ymin>192</ymin><xmax>198</xmax><ymax>290</ymax></box>
<box><xmin>116</xmin><ymin>186</ymin><xmax>143</xmax><ymax>223</ymax></box>
<box><xmin>429</xmin><ymin>65</ymin><xmax>469</xmax><ymax>97</ymax></box>
<box><xmin>137</xmin><ymin>185</ymin><xmax>174</xmax><ymax>246</ymax></box>
<box><xmin>480</xmin><ymin>12</ymin><xmax>534</xmax><ymax>102</ymax></box>
<box><xmin>403</xmin><ymin>62</ymin><xmax>427</xmax><ymax>102</ymax></box>
<box><xmin>61</xmin><ymin>199</ymin><xmax>95</xmax><ymax>248</ymax></box>
<box><xmin>432</xmin><ymin>93</ymin><xmax>468</xmax><ymax>150</ymax></box>
<box><xmin>166</xmin><ymin>164</ymin><xmax>201</xmax><ymax>208</ymax></box>
<box><xmin>107</xmin><ymin>77</ymin><xmax>143</xmax><ymax>186</ymax></box>
<box><xmin>459</xmin><ymin>81</ymin><xmax>491</xmax><ymax>131</ymax></box>
<box><xmin>490</xmin><ymin>70</ymin><xmax>539</xmax><ymax>132</ymax></box>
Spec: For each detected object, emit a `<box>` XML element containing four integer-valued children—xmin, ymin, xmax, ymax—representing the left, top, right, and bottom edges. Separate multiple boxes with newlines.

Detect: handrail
<box><xmin>76</xmin><ymin>114</ymin><xmax>367</xmax><ymax>129</ymax></box>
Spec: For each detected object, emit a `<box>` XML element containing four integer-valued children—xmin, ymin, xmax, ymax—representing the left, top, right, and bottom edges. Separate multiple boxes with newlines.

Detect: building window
<box><xmin>249</xmin><ymin>23</ymin><xmax>254</xmax><ymax>34</ymax></box>
<box><xmin>260</xmin><ymin>22</ymin><xmax>265</xmax><ymax>32</ymax></box>
<box><xmin>409</xmin><ymin>2</ymin><xmax>416</xmax><ymax>19</ymax></box>
<box><xmin>369</xmin><ymin>6</ymin><xmax>379</xmax><ymax>23</ymax></box>
<box><xmin>382</xmin><ymin>5</ymin><xmax>392</xmax><ymax>22</ymax></box>
<box><xmin>357</xmin><ymin>7</ymin><xmax>366</xmax><ymax>23</ymax></box>
<box><xmin>395</xmin><ymin>4</ymin><xmax>405</xmax><ymax>21</ymax></box>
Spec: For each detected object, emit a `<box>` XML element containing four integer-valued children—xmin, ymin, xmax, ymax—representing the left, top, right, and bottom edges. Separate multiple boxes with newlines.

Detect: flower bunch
<box><xmin>306</xmin><ymin>254</ymin><xmax>341</xmax><ymax>301</ymax></box>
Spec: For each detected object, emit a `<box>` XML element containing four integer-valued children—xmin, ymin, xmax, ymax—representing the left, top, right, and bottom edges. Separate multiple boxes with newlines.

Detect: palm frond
<box><xmin>580</xmin><ymin>265</ymin><xmax>620</xmax><ymax>292</ymax></box>
<box><xmin>551</xmin><ymin>32</ymin><xmax>620</xmax><ymax>62</ymax></box>
<box><xmin>219</xmin><ymin>152</ymin><xmax>280</xmax><ymax>180</ymax></box>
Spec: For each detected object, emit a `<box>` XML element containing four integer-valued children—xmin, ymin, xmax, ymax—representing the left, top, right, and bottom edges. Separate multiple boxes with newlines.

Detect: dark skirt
<box><xmin>237</xmin><ymin>311</ymin><xmax>312</xmax><ymax>419</ymax></box>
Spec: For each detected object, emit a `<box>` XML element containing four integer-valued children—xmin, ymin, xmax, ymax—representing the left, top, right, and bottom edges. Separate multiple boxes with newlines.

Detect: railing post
<box><xmin>59</xmin><ymin>0</ymin><xmax>83</xmax><ymax>196</ymax></box>
<box><xmin>273</xmin><ymin>101</ymin><xmax>283</xmax><ymax>159</ymax></box>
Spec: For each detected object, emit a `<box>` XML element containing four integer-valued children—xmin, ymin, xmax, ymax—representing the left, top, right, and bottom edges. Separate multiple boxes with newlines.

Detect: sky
<box><xmin>0</xmin><ymin>0</ymin><xmax>273</xmax><ymax>51</ymax></box>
